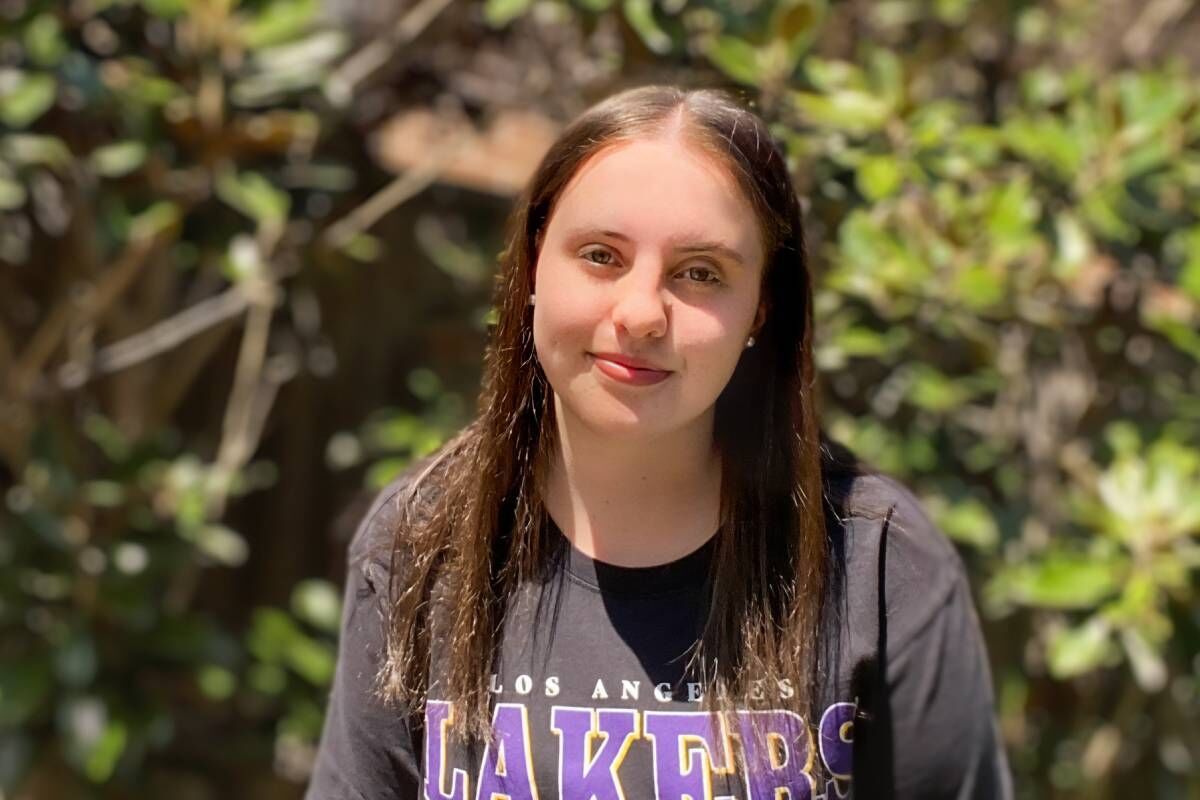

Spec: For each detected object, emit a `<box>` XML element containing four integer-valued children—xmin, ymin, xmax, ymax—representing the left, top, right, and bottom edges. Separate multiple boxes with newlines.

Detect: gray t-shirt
<box><xmin>306</xmin><ymin>466</ymin><xmax>1013</xmax><ymax>799</ymax></box>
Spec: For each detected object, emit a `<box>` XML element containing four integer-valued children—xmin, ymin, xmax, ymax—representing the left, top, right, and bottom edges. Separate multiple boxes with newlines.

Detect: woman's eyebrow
<box><xmin>563</xmin><ymin>227</ymin><xmax>748</xmax><ymax>267</ymax></box>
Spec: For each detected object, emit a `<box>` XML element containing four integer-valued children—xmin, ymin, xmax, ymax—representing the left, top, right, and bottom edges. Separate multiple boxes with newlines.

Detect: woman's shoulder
<box><xmin>828</xmin><ymin>470</ymin><xmax>973</xmax><ymax>653</ymax></box>
<box><xmin>346</xmin><ymin>450</ymin><xmax>448</xmax><ymax>584</ymax></box>
<box><xmin>831</xmin><ymin>469</ymin><xmax>963</xmax><ymax>568</ymax></box>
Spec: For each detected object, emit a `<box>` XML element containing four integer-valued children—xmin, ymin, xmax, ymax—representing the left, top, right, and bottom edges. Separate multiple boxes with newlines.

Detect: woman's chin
<box><xmin>551</xmin><ymin>386</ymin><xmax>692</xmax><ymax>440</ymax></box>
<box><xmin>568</xmin><ymin>406</ymin><xmax>672</xmax><ymax>439</ymax></box>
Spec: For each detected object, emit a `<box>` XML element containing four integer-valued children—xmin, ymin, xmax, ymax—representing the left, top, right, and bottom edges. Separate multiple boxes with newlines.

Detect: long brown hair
<box><xmin>375</xmin><ymin>84</ymin><xmax>873</xmax><ymax>738</ymax></box>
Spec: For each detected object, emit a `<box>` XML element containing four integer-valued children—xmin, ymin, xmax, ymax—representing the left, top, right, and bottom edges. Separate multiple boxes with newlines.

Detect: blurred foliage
<box><xmin>2</xmin><ymin>0</ymin><xmax>1199</xmax><ymax>797</ymax></box>
<box><xmin>326</xmin><ymin>367</ymin><xmax>465</xmax><ymax>490</ymax></box>
<box><xmin>1</xmin><ymin>0</ymin><xmax>371</xmax><ymax>795</ymax></box>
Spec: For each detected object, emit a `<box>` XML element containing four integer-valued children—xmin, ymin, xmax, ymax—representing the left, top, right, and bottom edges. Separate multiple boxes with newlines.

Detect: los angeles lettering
<box><xmin>423</xmin><ymin>700</ymin><xmax>856</xmax><ymax>800</ymax></box>
<box><xmin>485</xmin><ymin>675</ymin><xmax>801</xmax><ymax>703</ymax></box>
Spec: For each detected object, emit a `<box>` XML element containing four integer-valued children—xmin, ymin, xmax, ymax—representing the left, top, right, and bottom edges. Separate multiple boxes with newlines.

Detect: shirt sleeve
<box><xmin>305</xmin><ymin>494</ymin><xmax>423</xmax><ymax>800</ymax></box>
<box><xmin>851</xmin><ymin>489</ymin><xmax>1014</xmax><ymax>799</ymax></box>
<box><xmin>873</xmin><ymin>567</ymin><xmax>1013</xmax><ymax>799</ymax></box>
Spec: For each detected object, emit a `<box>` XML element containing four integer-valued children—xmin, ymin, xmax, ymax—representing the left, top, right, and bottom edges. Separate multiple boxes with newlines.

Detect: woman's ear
<box><xmin>751</xmin><ymin>301</ymin><xmax>767</xmax><ymax>337</ymax></box>
<box><xmin>530</xmin><ymin>227</ymin><xmax>545</xmax><ymax>292</ymax></box>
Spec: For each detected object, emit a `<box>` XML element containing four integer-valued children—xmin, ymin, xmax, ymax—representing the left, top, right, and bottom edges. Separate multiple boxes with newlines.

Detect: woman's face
<box><xmin>531</xmin><ymin>136</ymin><xmax>767</xmax><ymax>441</ymax></box>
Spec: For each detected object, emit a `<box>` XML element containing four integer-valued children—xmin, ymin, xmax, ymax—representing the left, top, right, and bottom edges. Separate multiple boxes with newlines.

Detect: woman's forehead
<box><xmin>545</xmin><ymin>138</ymin><xmax>764</xmax><ymax>267</ymax></box>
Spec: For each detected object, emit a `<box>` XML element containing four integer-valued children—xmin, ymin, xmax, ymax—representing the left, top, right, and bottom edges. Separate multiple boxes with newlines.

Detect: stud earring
<box><xmin>528</xmin><ymin>293</ymin><xmax>536</xmax><ymax>306</ymax></box>
<box><xmin>745</xmin><ymin>336</ymin><xmax>755</xmax><ymax>348</ymax></box>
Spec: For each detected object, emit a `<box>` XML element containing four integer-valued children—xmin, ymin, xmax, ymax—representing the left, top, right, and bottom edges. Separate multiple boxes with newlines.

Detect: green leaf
<box><xmin>953</xmin><ymin>264</ymin><xmax>1006</xmax><ymax>311</ymax></box>
<box><xmin>84</xmin><ymin>720</ymin><xmax>127</xmax><ymax>782</ymax></box>
<box><xmin>823</xmin><ymin>319</ymin><xmax>911</xmax><ymax>366</ymax></box>
<box><xmin>770</xmin><ymin>0</ymin><xmax>824</xmax><ymax>62</ymax></box>
<box><xmin>129</xmin><ymin>201</ymin><xmax>180</xmax><ymax>241</ymax></box>
<box><xmin>792</xmin><ymin>89</ymin><xmax>891</xmax><ymax>136</ymax></box>
<box><xmin>216</xmin><ymin>170</ymin><xmax>290</xmax><ymax>228</ymax></box>
<box><xmin>907</xmin><ymin>365</ymin><xmax>974</xmax><ymax>412</ymax></box>
<box><xmin>285</xmin><ymin>636</ymin><xmax>336</xmax><ymax>686</ymax></box>
<box><xmin>240</xmin><ymin>0</ymin><xmax>319</xmax><ymax>48</ymax></box>
<box><xmin>771</xmin><ymin>0</ymin><xmax>823</xmax><ymax>43</ymax></box>
<box><xmin>984</xmin><ymin>177</ymin><xmax>1039</xmax><ymax>243</ymax></box>
<box><xmin>139</xmin><ymin>0</ymin><xmax>188</xmax><ymax>18</ymax></box>
<box><xmin>248</xmin><ymin>608</ymin><xmax>301</xmax><ymax>665</ymax></box>
<box><xmin>705</xmin><ymin>36</ymin><xmax>761</xmax><ymax>87</ymax></box>
<box><xmin>117</xmin><ymin>67</ymin><xmax>181</xmax><ymax>107</ymax></box>
<box><xmin>484</xmin><ymin>0</ymin><xmax>533</xmax><ymax>28</ymax></box>
<box><xmin>908</xmin><ymin>101</ymin><xmax>964</xmax><ymax>150</ymax></box>
<box><xmin>57</xmin><ymin>697</ymin><xmax>129</xmax><ymax>783</ymax></box>
<box><xmin>90</xmin><ymin>141</ymin><xmax>147</xmax><ymax>178</ymax></box>
<box><xmin>248</xmin><ymin>663</ymin><xmax>287</xmax><ymax>695</ymax></box>
<box><xmin>866</xmin><ymin>47</ymin><xmax>903</xmax><ymax>106</ymax></box>
<box><xmin>1168</xmin><ymin>225</ymin><xmax>1200</xmax><ymax>301</ymax></box>
<box><xmin>82</xmin><ymin>412</ymin><xmax>131</xmax><ymax>462</ymax></box>
<box><xmin>1118</xmin><ymin>71</ymin><xmax>1191</xmax><ymax>143</ymax></box>
<box><xmin>24</xmin><ymin>14</ymin><xmax>68</xmax><ymax>67</ymax></box>
<box><xmin>196</xmin><ymin>665</ymin><xmax>237</xmax><ymax>700</ymax></box>
<box><xmin>830</xmin><ymin>210</ymin><xmax>929</xmax><ymax>312</ymax></box>
<box><xmin>1081</xmin><ymin>185</ymin><xmax>1139</xmax><ymax>243</ymax></box>
<box><xmin>805</xmin><ymin>58</ymin><xmax>866</xmax><ymax>92</ymax></box>
<box><xmin>1119</xmin><ymin>137</ymin><xmax>1174</xmax><ymax>181</ymax></box>
<box><xmin>1104</xmin><ymin>420</ymin><xmax>1141</xmax><ymax>456</ymax></box>
<box><xmin>1003</xmin><ymin>115</ymin><xmax>1084</xmax><ymax>177</ymax></box>
<box><xmin>249</xmin><ymin>605</ymin><xmax>337</xmax><ymax>685</ymax></box>
<box><xmin>0</xmin><ymin>176</ymin><xmax>27</xmax><ymax>210</ymax></box>
<box><xmin>366</xmin><ymin>457</ymin><xmax>412</xmax><ymax>489</ymax></box>
<box><xmin>1047</xmin><ymin>617</ymin><xmax>1116</xmax><ymax>679</ymax></box>
<box><xmin>0</xmin><ymin>73</ymin><xmax>57</xmax><ymax>128</ymax></box>
<box><xmin>623</xmin><ymin>0</ymin><xmax>672</xmax><ymax>54</ymax></box>
<box><xmin>195</xmin><ymin>524</ymin><xmax>249</xmax><ymax>567</ymax></box>
<box><xmin>1093</xmin><ymin>437</ymin><xmax>1200</xmax><ymax>543</ymax></box>
<box><xmin>856</xmin><ymin>154</ymin><xmax>903</xmax><ymax>200</ymax></box>
<box><xmin>999</xmin><ymin>553</ymin><xmax>1123</xmax><ymax>610</ymax></box>
<box><xmin>341</xmin><ymin>232</ymin><xmax>382</xmax><ymax>263</ymax></box>
<box><xmin>1019</xmin><ymin>66</ymin><xmax>1066</xmax><ymax>107</ymax></box>
<box><xmin>407</xmin><ymin>367</ymin><xmax>442</xmax><ymax>399</ymax></box>
<box><xmin>291</xmin><ymin>579</ymin><xmax>342</xmax><ymax>633</ymax></box>
<box><xmin>934</xmin><ymin>0</ymin><xmax>972</xmax><ymax>24</ymax></box>
<box><xmin>830</xmin><ymin>326</ymin><xmax>890</xmax><ymax>357</ymax></box>
<box><xmin>365</xmin><ymin>414</ymin><xmax>424</xmax><ymax>450</ymax></box>
<box><xmin>82</xmin><ymin>481</ymin><xmax>125</xmax><ymax>508</ymax></box>
<box><xmin>930</xmin><ymin>496</ymin><xmax>1000</xmax><ymax>552</ymax></box>
<box><xmin>1145</xmin><ymin>315</ymin><xmax>1200</xmax><ymax>361</ymax></box>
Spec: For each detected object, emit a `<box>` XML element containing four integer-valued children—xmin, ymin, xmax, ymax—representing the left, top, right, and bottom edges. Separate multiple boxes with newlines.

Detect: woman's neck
<box><xmin>541</xmin><ymin>396</ymin><xmax>723</xmax><ymax>568</ymax></box>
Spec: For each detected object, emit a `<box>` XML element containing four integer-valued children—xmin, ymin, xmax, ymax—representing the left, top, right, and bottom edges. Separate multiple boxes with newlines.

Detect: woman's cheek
<box><xmin>535</xmin><ymin>306</ymin><xmax>594</xmax><ymax>375</ymax></box>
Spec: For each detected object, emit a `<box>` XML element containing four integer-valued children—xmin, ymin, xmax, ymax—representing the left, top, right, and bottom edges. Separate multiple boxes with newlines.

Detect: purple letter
<box><xmin>818</xmin><ymin>702</ymin><xmax>855</xmax><ymax>781</ymax></box>
<box><xmin>424</xmin><ymin>700</ymin><xmax>469</xmax><ymax>800</ymax></box>
<box><xmin>643</xmin><ymin>711</ymin><xmax>734</xmax><ymax>800</ymax></box>
<box><xmin>550</xmin><ymin>707</ymin><xmax>639</xmax><ymax>800</ymax></box>
<box><xmin>475</xmin><ymin>703</ymin><xmax>539</xmax><ymax>800</ymax></box>
<box><xmin>736</xmin><ymin>710</ymin><xmax>815</xmax><ymax>800</ymax></box>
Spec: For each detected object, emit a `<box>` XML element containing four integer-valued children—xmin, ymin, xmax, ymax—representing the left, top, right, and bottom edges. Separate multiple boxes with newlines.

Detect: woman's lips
<box><xmin>589</xmin><ymin>354</ymin><xmax>673</xmax><ymax>386</ymax></box>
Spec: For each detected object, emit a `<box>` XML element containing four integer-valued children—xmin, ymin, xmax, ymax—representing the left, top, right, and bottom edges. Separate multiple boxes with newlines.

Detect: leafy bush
<box><xmin>3</xmin><ymin>0</ymin><xmax>1198</xmax><ymax>796</ymax></box>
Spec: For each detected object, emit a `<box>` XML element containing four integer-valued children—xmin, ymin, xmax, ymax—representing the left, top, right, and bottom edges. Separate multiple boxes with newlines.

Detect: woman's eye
<box><xmin>581</xmin><ymin>248</ymin><xmax>615</xmax><ymax>266</ymax></box>
<box><xmin>681</xmin><ymin>265</ymin><xmax>721</xmax><ymax>285</ymax></box>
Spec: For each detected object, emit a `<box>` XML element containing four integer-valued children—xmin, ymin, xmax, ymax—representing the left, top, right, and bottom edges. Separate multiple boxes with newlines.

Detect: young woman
<box><xmin>307</xmin><ymin>85</ymin><xmax>1013</xmax><ymax>799</ymax></box>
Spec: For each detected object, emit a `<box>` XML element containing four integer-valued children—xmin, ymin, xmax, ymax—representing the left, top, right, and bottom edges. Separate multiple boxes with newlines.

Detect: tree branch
<box><xmin>56</xmin><ymin>286</ymin><xmax>252</xmax><ymax>389</ymax></box>
<box><xmin>325</xmin><ymin>0</ymin><xmax>458</xmax><ymax>106</ymax></box>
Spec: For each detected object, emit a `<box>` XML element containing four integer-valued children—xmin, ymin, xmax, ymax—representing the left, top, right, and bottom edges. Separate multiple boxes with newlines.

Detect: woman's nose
<box><xmin>611</xmin><ymin>266</ymin><xmax>668</xmax><ymax>340</ymax></box>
